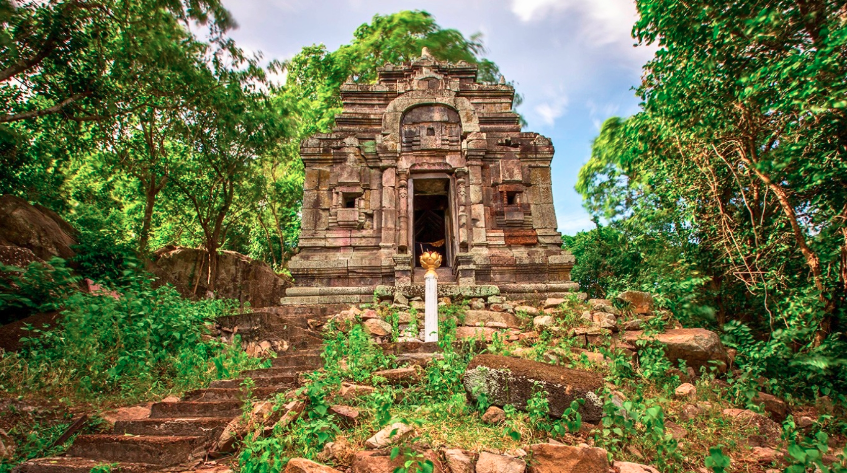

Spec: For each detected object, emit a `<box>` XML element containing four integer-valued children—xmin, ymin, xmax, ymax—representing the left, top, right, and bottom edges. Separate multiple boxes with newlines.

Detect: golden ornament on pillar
<box><xmin>420</xmin><ymin>251</ymin><xmax>442</xmax><ymax>277</ymax></box>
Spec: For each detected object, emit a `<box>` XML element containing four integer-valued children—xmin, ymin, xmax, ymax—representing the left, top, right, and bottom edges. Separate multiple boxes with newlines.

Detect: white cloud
<box><xmin>534</xmin><ymin>88</ymin><xmax>569</xmax><ymax>127</ymax></box>
<box><xmin>586</xmin><ymin>100</ymin><xmax>621</xmax><ymax>130</ymax></box>
<box><xmin>510</xmin><ymin>0</ymin><xmax>640</xmax><ymax>46</ymax></box>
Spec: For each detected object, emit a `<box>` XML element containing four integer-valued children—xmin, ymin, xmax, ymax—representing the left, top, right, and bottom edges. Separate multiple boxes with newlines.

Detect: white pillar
<box><xmin>424</xmin><ymin>272</ymin><xmax>438</xmax><ymax>342</ymax></box>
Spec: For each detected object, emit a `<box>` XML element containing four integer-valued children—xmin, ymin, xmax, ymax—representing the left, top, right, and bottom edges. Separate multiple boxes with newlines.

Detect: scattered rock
<box><xmin>591</xmin><ymin>312</ymin><xmax>617</xmax><ymax>329</ymax></box>
<box><xmin>443</xmin><ymin>449</ymin><xmax>474</xmax><ymax>473</ymax></box>
<box><xmin>319</xmin><ymin>438</ymin><xmax>354</xmax><ymax>464</ymax></box>
<box><xmin>361</xmin><ymin>309</ymin><xmax>379</xmax><ymax>320</ymax></box>
<box><xmin>352</xmin><ymin>450</ymin><xmax>443</xmax><ymax>473</ymax></box>
<box><xmin>614</xmin><ymin>462</ymin><xmax>661</xmax><ymax>473</ymax></box>
<box><xmin>488</xmin><ymin>296</ymin><xmax>504</xmax><ymax>304</ymax></box>
<box><xmin>750</xmin><ymin>447</ymin><xmax>782</xmax><ymax>464</ymax></box>
<box><xmin>533</xmin><ymin>315</ymin><xmax>555</xmax><ymax>330</ymax></box>
<box><xmin>329</xmin><ymin>405</ymin><xmax>360</xmax><ymax>428</ymax></box>
<box><xmin>589</xmin><ymin>299</ymin><xmax>620</xmax><ymax>315</ymax></box>
<box><xmin>515</xmin><ymin>306</ymin><xmax>539</xmax><ymax>316</ymax></box>
<box><xmin>623</xmin><ymin>328</ymin><xmax>729</xmax><ymax>373</ymax></box>
<box><xmin>471</xmin><ymin>300</ymin><xmax>486</xmax><ymax>310</ymax></box>
<box><xmin>616</xmin><ymin>291</ymin><xmax>654</xmax><ymax>314</ymax></box>
<box><xmin>463</xmin><ymin>354</ymin><xmax>604</xmax><ymax>423</ymax></box>
<box><xmin>622</xmin><ymin>319</ymin><xmax>643</xmax><ymax>331</ymax></box>
<box><xmin>411</xmin><ymin>301</ymin><xmax>426</xmax><ymax>311</ymax></box>
<box><xmin>754</xmin><ymin>392</ymin><xmax>788</xmax><ymax>422</ymax></box>
<box><xmin>528</xmin><ymin>443</ymin><xmax>609</xmax><ymax>473</ymax></box>
<box><xmin>0</xmin><ymin>429</ymin><xmax>15</xmax><ymax>460</ymax></box>
<box><xmin>464</xmin><ymin>310</ymin><xmax>521</xmax><ymax>328</ymax></box>
<box><xmin>679</xmin><ymin>404</ymin><xmax>705</xmax><ymax>421</ymax></box>
<box><xmin>476</xmin><ymin>452</ymin><xmax>525</xmax><ymax>473</ymax></box>
<box><xmin>284</xmin><ymin>458</ymin><xmax>342</xmax><ymax>473</ymax></box>
<box><xmin>797</xmin><ymin>416</ymin><xmax>814</xmax><ymax>429</ymax></box>
<box><xmin>339</xmin><ymin>382</ymin><xmax>376</xmax><ymax>400</ymax></box>
<box><xmin>363</xmin><ymin>319</ymin><xmax>393</xmax><ymax>337</ymax></box>
<box><xmin>394</xmin><ymin>292</ymin><xmax>409</xmax><ymax>306</ymax></box>
<box><xmin>543</xmin><ymin>297</ymin><xmax>565</xmax><ymax>309</ymax></box>
<box><xmin>674</xmin><ymin>383</ymin><xmax>697</xmax><ymax>400</ymax></box>
<box><xmin>372</xmin><ymin>366</ymin><xmax>422</xmax><ymax>386</ymax></box>
<box><xmin>364</xmin><ymin>422</ymin><xmax>414</xmax><ymax>449</ymax></box>
<box><xmin>481</xmin><ymin>406</ymin><xmax>506</xmax><ymax>424</ymax></box>
<box><xmin>722</xmin><ymin>409</ymin><xmax>782</xmax><ymax>446</ymax></box>
<box><xmin>454</xmin><ymin>326</ymin><xmax>501</xmax><ymax>341</ymax></box>
<box><xmin>665</xmin><ymin>421</ymin><xmax>687</xmax><ymax>440</ymax></box>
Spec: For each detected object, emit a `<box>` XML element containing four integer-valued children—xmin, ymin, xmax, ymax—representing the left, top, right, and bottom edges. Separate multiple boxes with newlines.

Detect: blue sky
<box><xmin>221</xmin><ymin>0</ymin><xmax>655</xmax><ymax>235</ymax></box>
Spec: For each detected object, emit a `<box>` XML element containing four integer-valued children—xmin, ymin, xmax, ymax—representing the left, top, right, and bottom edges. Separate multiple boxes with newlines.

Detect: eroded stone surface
<box><xmin>528</xmin><ymin>444</ymin><xmax>609</xmax><ymax>473</ymax></box>
<box><xmin>623</xmin><ymin>328</ymin><xmax>729</xmax><ymax>373</ymax></box>
<box><xmin>462</xmin><ymin>354</ymin><xmax>604</xmax><ymax>422</ymax></box>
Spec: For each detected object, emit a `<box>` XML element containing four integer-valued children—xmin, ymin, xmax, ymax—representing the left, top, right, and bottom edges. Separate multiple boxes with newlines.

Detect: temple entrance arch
<box><xmin>408</xmin><ymin>174</ymin><xmax>456</xmax><ymax>283</ymax></box>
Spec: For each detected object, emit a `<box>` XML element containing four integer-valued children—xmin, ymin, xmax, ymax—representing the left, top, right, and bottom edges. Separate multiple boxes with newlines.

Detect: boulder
<box><xmin>150</xmin><ymin>246</ymin><xmax>291</xmax><ymax>307</ymax></box>
<box><xmin>623</xmin><ymin>328</ymin><xmax>729</xmax><ymax>373</ymax></box>
<box><xmin>722</xmin><ymin>409</ymin><xmax>782</xmax><ymax>446</ymax></box>
<box><xmin>462</xmin><ymin>354</ymin><xmax>604</xmax><ymax>423</ymax></box>
<box><xmin>443</xmin><ymin>449</ymin><xmax>474</xmax><ymax>473</ymax></box>
<box><xmin>364</xmin><ymin>422</ymin><xmax>414</xmax><ymax>449</ymax></box>
<box><xmin>463</xmin><ymin>310</ymin><xmax>521</xmax><ymax>328</ymax></box>
<box><xmin>0</xmin><ymin>195</ymin><xmax>77</xmax><ymax>262</ymax></box>
<box><xmin>615</xmin><ymin>291</ymin><xmax>654</xmax><ymax>314</ymax></box>
<box><xmin>476</xmin><ymin>452</ymin><xmax>525</xmax><ymax>473</ymax></box>
<box><xmin>284</xmin><ymin>458</ymin><xmax>342</xmax><ymax>473</ymax></box>
<box><xmin>481</xmin><ymin>406</ymin><xmax>506</xmax><ymax>424</ymax></box>
<box><xmin>614</xmin><ymin>462</ymin><xmax>660</xmax><ymax>473</ymax></box>
<box><xmin>527</xmin><ymin>444</ymin><xmax>609</xmax><ymax>473</ymax></box>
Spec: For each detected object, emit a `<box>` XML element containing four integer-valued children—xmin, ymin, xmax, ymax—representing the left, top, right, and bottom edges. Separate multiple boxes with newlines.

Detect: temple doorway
<box><xmin>412</xmin><ymin>178</ymin><xmax>452</xmax><ymax>269</ymax></box>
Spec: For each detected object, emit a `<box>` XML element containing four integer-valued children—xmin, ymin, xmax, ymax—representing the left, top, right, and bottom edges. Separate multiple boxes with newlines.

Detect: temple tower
<box><xmin>285</xmin><ymin>50</ymin><xmax>577</xmax><ymax>303</ymax></box>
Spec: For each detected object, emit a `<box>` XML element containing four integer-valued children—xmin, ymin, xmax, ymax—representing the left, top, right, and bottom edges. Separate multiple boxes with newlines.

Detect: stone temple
<box><xmin>284</xmin><ymin>49</ymin><xmax>576</xmax><ymax>304</ymax></box>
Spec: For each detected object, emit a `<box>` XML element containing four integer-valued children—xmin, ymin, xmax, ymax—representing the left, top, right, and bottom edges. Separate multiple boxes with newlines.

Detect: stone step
<box><xmin>271</xmin><ymin>353</ymin><xmax>323</xmax><ymax>368</ymax></box>
<box><xmin>15</xmin><ymin>457</ymin><xmax>155</xmax><ymax>473</ymax></box>
<box><xmin>183</xmin><ymin>386</ymin><xmax>284</xmax><ymax>402</ymax></box>
<box><xmin>149</xmin><ymin>401</ymin><xmax>241</xmax><ymax>419</ymax></box>
<box><xmin>114</xmin><ymin>417</ymin><xmax>231</xmax><ymax>438</ymax></box>
<box><xmin>210</xmin><ymin>374</ymin><xmax>298</xmax><ymax>389</ymax></box>
<box><xmin>240</xmin><ymin>367</ymin><xmax>313</xmax><ymax>379</ymax></box>
<box><xmin>67</xmin><ymin>434</ymin><xmax>205</xmax><ymax>466</ymax></box>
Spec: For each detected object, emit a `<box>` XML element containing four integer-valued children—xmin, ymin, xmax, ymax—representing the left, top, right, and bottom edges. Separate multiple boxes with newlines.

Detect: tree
<box><xmin>577</xmin><ymin>0</ymin><xmax>847</xmax><ymax>394</ymax></box>
<box><xmin>171</xmin><ymin>78</ymin><xmax>286</xmax><ymax>293</ymax></box>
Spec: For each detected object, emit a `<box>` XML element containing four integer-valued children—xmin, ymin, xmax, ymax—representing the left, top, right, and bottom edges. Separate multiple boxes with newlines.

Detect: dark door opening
<box><xmin>413</xmin><ymin>179</ymin><xmax>451</xmax><ymax>268</ymax></box>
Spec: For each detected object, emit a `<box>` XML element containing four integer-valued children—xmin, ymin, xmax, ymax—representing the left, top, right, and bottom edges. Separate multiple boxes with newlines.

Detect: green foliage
<box><xmin>322</xmin><ymin>324</ymin><xmax>393</xmax><ymax>383</ymax></box>
<box><xmin>0</xmin><ymin>272</ymin><xmax>262</xmax><ymax>403</ymax></box>
<box><xmin>573</xmin><ymin>0</ymin><xmax>847</xmax><ymax>399</ymax></box>
<box><xmin>704</xmin><ymin>446</ymin><xmax>731</xmax><ymax>473</ymax></box>
<box><xmin>596</xmin><ymin>392</ymin><xmax>682</xmax><ymax>471</ymax></box>
<box><xmin>0</xmin><ymin>257</ymin><xmax>80</xmax><ymax>322</ymax></box>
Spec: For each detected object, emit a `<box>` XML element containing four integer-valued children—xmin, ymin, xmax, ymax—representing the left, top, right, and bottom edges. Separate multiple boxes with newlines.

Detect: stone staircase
<box><xmin>16</xmin><ymin>306</ymin><xmax>333</xmax><ymax>473</ymax></box>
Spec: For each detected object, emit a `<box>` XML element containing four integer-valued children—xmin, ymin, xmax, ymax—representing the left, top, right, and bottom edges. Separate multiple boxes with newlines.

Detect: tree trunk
<box><xmin>206</xmin><ymin>240</ymin><xmax>218</xmax><ymax>295</ymax></box>
<box><xmin>139</xmin><ymin>184</ymin><xmax>157</xmax><ymax>253</ymax></box>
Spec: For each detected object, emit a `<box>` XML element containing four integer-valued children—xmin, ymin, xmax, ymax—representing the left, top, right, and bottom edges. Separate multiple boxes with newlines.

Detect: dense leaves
<box><xmin>573</xmin><ymin>0</ymin><xmax>847</xmax><ymax>396</ymax></box>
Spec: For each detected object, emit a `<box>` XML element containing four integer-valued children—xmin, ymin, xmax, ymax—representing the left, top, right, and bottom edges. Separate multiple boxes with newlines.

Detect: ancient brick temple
<box><xmin>285</xmin><ymin>49</ymin><xmax>576</xmax><ymax>304</ymax></box>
